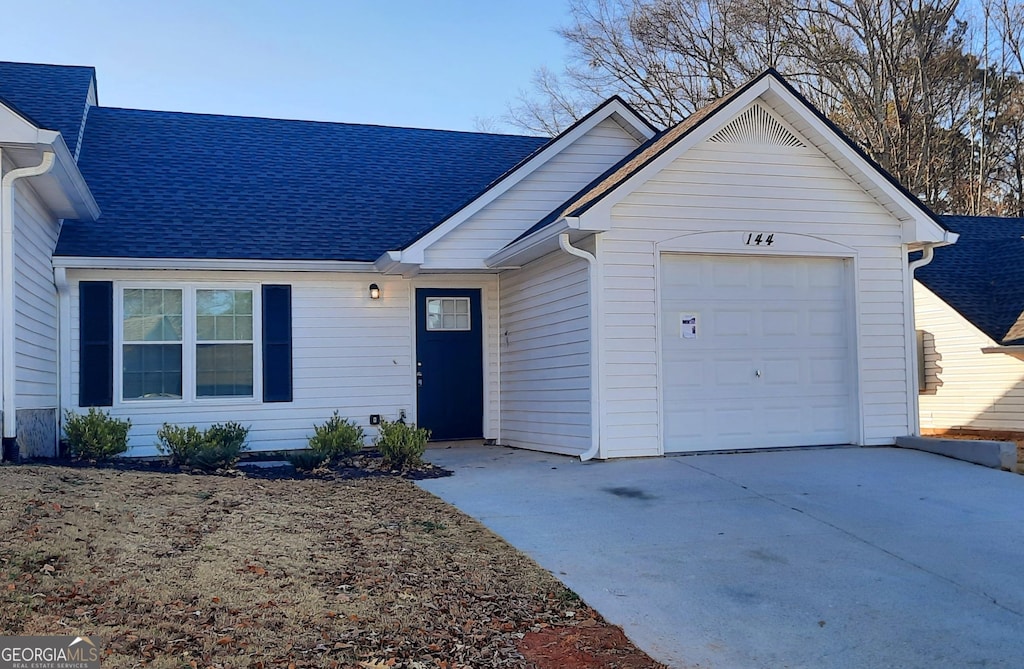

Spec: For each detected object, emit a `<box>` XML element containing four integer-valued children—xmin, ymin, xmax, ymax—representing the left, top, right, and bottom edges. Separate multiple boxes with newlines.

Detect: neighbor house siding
<box><xmin>498</xmin><ymin>248</ymin><xmax>591</xmax><ymax>455</ymax></box>
<box><xmin>66</xmin><ymin>270</ymin><xmax>500</xmax><ymax>455</ymax></box>
<box><xmin>422</xmin><ymin>117</ymin><xmax>640</xmax><ymax>269</ymax></box>
<box><xmin>600</xmin><ymin>138</ymin><xmax>910</xmax><ymax>457</ymax></box>
<box><xmin>915</xmin><ymin>281</ymin><xmax>1024</xmax><ymax>431</ymax></box>
<box><xmin>12</xmin><ymin>177</ymin><xmax>60</xmax><ymax>412</ymax></box>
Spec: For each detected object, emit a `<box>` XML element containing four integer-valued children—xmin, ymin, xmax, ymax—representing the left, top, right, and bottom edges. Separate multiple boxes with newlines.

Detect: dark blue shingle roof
<box><xmin>55</xmin><ymin>107</ymin><xmax>548</xmax><ymax>261</ymax></box>
<box><xmin>918</xmin><ymin>216</ymin><xmax>1024</xmax><ymax>345</ymax></box>
<box><xmin>0</xmin><ymin>61</ymin><xmax>95</xmax><ymax>156</ymax></box>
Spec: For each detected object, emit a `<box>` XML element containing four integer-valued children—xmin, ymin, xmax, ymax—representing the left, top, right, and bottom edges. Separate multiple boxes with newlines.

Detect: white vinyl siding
<box><xmin>422</xmin><ymin>117</ymin><xmax>640</xmax><ymax>269</ymax></box>
<box><xmin>915</xmin><ymin>281</ymin><xmax>1024</xmax><ymax>431</ymax></box>
<box><xmin>499</xmin><ymin>249</ymin><xmax>591</xmax><ymax>455</ymax></box>
<box><xmin>66</xmin><ymin>270</ymin><xmax>500</xmax><ymax>455</ymax></box>
<box><xmin>600</xmin><ymin>137</ymin><xmax>909</xmax><ymax>457</ymax></box>
<box><xmin>12</xmin><ymin>177</ymin><xmax>60</xmax><ymax>411</ymax></box>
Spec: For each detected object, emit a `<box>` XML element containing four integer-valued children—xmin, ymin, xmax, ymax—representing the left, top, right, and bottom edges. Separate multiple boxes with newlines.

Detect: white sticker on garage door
<box><xmin>680</xmin><ymin>313</ymin><xmax>698</xmax><ymax>339</ymax></box>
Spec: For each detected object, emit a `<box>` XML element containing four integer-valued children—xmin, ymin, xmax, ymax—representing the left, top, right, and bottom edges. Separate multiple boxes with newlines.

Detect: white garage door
<box><xmin>661</xmin><ymin>254</ymin><xmax>855</xmax><ymax>452</ymax></box>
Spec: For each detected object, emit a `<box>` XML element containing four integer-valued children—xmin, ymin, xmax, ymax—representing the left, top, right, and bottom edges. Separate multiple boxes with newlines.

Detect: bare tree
<box><xmin>506</xmin><ymin>0</ymin><xmax>1024</xmax><ymax>214</ymax></box>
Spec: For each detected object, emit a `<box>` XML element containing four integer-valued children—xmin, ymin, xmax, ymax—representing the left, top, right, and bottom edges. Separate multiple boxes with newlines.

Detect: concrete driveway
<box><xmin>417</xmin><ymin>446</ymin><xmax>1024</xmax><ymax>669</ymax></box>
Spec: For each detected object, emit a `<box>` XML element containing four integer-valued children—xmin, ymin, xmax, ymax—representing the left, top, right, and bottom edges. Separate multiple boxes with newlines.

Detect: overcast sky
<box><xmin>1</xmin><ymin>0</ymin><xmax>573</xmax><ymax>133</ymax></box>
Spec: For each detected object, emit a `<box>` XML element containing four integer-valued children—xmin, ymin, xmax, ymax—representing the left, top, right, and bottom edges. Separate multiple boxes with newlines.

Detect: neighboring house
<box><xmin>0</xmin><ymin>61</ymin><xmax>955</xmax><ymax>460</ymax></box>
<box><xmin>915</xmin><ymin>216</ymin><xmax>1024</xmax><ymax>433</ymax></box>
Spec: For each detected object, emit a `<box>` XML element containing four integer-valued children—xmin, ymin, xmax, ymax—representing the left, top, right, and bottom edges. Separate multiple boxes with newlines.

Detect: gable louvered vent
<box><xmin>708</xmin><ymin>104</ymin><xmax>806</xmax><ymax>148</ymax></box>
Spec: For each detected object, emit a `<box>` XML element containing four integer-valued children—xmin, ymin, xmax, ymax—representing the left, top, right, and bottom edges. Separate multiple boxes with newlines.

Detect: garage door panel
<box><xmin>762</xmin><ymin>407</ymin><xmax>804</xmax><ymax>433</ymax></box>
<box><xmin>661</xmin><ymin>254</ymin><xmax>855</xmax><ymax>452</ymax></box>
<box><xmin>716</xmin><ymin>359</ymin><xmax>756</xmax><ymax>386</ymax></box>
<box><xmin>763</xmin><ymin>310</ymin><xmax>800</xmax><ymax>336</ymax></box>
<box><xmin>810</xmin><ymin>356</ymin><xmax>847</xmax><ymax>383</ymax></box>
<box><xmin>762</xmin><ymin>262</ymin><xmax>799</xmax><ymax>287</ymax></box>
<box><xmin>712</xmin><ymin>310</ymin><xmax>753</xmax><ymax>336</ymax></box>
<box><xmin>762</xmin><ymin>359</ymin><xmax>802</xmax><ymax>385</ymax></box>
<box><xmin>809</xmin><ymin>308</ymin><xmax>845</xmax><ymax>335</ymax></box>
<box><xmin>713</xmin><ymin>261</ymin><xmax>750</xmax><ymax>287</ymax></box>
<box><xmin>714</xmin><ymin>407</ymin><xmax>758</xmax><ymax>436</ymax></box>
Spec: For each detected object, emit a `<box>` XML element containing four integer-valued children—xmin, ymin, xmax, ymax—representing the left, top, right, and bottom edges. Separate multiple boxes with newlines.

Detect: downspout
<box><xmin>559</xmin><ymin>232</ymin><xmax>601</xmax><ymax>461</ymax></box>
<box><xmin>1</xmin><ymin>150</ymin><xmax>56</xmax><ymax>459</ymax></box>
<box><xmin>54</xmin><ymin>267</ymin><xmax>71</xmax><ymax>457</ymax></box>
<box><xmin>905</xmin><ymin>244</ymin><xmax>937</xmax><ymax>437</ymax></box>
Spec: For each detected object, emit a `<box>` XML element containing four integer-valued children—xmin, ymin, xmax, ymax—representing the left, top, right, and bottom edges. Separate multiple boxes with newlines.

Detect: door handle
<box><xmin>755</xmin><ymin>369</ymin><xmax>762</xmax><ymax>378</ymax></box>
<box><xmin>416</xmin><ymin>370</ymin><xmax>423</xmax><ymax>388</ymax></box>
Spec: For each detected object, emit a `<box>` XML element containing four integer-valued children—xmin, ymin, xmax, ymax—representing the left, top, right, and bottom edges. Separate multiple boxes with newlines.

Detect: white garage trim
<box><xmin>654</xmin><ymin>237</ymin><xmax>863</xmax><ymax>453</ymax></box>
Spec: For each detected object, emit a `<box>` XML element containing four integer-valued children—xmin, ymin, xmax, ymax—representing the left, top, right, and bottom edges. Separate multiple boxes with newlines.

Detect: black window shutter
<box><xmin>262</xmin><ymin>284</ymin><xmax>293</xmax><ymax>402</ymax></box>
<box><xmin>79</xmin><ymin>281</ymin><xmax>113</xmax><ymax>407</ymax></box>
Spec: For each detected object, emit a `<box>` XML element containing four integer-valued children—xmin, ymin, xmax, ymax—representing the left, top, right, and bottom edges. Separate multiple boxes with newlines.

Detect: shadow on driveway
<box><xmin>418</xmin><ymin>446</ymin><xmax>1024</xmax><ymax>669</ymax></box>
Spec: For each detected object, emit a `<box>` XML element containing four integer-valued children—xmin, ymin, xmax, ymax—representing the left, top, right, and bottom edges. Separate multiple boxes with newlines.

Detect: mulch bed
<box><xmin>32</xmin><ymin>450</ymin><xmax>453</xmax><ymax>481</ymax></box>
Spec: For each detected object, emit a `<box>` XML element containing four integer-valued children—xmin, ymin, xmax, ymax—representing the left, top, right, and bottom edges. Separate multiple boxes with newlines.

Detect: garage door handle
<box><xmin>755</xmin><ymin>369</ymin><xmax>762</xmax><ymax>378</ymax></box>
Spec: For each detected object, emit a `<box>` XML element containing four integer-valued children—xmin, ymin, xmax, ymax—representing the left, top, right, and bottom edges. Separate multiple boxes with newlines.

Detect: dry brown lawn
<box><xmin>0</xmin><ymin>464</ymin><xmax>663</xmax><ymax>668</ymax></box>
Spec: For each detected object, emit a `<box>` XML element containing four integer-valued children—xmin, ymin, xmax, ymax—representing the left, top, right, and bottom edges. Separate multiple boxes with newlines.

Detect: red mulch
<box><xmin>518</xmin><ymin>618</ymin><xmax>668</xmax><ymax>669</ymax></box>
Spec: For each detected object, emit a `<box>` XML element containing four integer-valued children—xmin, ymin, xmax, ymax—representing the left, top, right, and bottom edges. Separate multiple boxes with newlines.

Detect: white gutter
<box><xmin>53</xmin><ymin>256</ymin><xmax>379</xmax><ymax>272</ymax></box>
<box><xmin>559</xmin><ymin>232</ymin><xmax>601</xmax><ymax>461</ymax></box>
<box><xmin>908</xmin><ymin>245</ymin><xmax>935</xmax><ymax>273</ymax></box>
<box><xmin>905</xmin><ymin>244</ymin><xmax>938</xmax><ymax>436</ymax></box>
<box><xmin>1</xmin><ymin>150</ymin><xmax>56</xmax><ymax>457</ymax></box>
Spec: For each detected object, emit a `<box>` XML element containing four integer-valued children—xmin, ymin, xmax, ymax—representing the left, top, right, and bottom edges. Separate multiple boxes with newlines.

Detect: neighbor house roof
<box><xmin>0</xmin><ymin>61</ymin><xmax>95</xmax><ymax>156</ymax></box>
<box><xmin>918</xmin><ymin>215</ymin><xmax>1024</xmax><ymax>345</ymax></box>
<box><xmin>55</xmin><ymin>107</ymin><xmax>548</xmax><ymax>261</ymax></box>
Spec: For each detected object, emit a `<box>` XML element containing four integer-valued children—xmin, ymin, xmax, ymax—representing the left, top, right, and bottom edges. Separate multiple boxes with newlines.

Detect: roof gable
<box><xmin>917</xmin><ymin>216</ymin><xmax>1024</xmax><ymax>345</ymax></box>
<box><xmin>0</xmin><ymin>61</ymin><xmax>95</xmax><ymax>157</ymax></box>
<box><xmin>514</xmin><ymin>70</ymin><xmax>951</xmax><ymax>246</ymax></box>
<box><xmin>55</xmin><ymin>107</ymin><xmax>547</xmax><ymax>261</ymax></box>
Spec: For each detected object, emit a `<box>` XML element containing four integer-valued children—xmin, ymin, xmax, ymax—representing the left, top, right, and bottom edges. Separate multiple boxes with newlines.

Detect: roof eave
<box><xmin>1</xmin><ymin>128</ymin><xmax>99</xmax><ymax>221</ymax></box>
<box><xmin>46</xmin><ymin>131</ymin><xmax>100</xmax><ymax>220</ymax></box>
<box><xmin>486</xmin><ymin>218</ymin><xmax>573</xmax><ymax>268</ymax></box>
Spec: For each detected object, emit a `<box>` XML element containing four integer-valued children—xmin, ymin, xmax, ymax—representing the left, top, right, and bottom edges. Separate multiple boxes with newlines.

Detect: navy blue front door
<box><xmin>415</xmin><ymin>288</ymin><xmax>483</xmax><ymax>440</ymax></box>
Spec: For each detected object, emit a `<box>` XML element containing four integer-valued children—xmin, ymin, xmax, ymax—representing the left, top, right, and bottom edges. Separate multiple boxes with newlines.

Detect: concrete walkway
<box><xmin>417</xmin><ymin>445</ymin><xmax>1024</xmax><ymax>669</ymax></box>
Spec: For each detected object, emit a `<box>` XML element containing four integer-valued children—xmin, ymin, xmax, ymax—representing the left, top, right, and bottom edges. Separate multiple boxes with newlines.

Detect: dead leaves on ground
<box><xmin>0</xmin><ymin>465</ymin><xmax>639</xmax><ymax>668</ymax></box>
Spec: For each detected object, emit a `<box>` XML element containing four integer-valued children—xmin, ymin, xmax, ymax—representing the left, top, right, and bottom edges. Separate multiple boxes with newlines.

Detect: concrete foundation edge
<box><xmin>896</xmin><ymin>435</ymin><xmax>1017</xmax><ymax>471</ymax></box>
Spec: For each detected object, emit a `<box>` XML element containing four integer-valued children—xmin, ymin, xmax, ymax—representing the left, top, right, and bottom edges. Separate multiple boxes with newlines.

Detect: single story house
<box><xmin>0</xmin><ymin>61</ymin><xmax>956</xmax><ymax>460</ymax></box>
<box><xmin>915</xmin><ymin>216</ymin><xmax>1024</xmax><ymax>434</ymax></box>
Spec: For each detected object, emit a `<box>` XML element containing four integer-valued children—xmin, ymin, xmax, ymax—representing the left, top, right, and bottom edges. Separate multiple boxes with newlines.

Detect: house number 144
<box><xmin>744</xmin><ymin>232</ymin><xmax>775</xmax><ymax>246</ymax></box>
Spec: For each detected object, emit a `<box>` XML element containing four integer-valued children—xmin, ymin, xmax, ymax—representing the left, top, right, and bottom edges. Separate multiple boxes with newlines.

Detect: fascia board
<box><xmin>48</xmin><ymin>132</ymin><xmax>100</xmax><ymax>220</ymax></box>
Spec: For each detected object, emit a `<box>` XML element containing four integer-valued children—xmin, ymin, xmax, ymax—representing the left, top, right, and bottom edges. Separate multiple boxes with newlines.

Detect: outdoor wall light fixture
<box><xmin>369</xmin><ymin>283</ymin><xmax>381</xmax><ymax>300</ymax></box>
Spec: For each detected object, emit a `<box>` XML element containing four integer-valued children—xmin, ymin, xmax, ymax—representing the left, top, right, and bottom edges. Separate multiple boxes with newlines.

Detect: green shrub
<box><xmin>155</xmin><ymin>424</ymin><xmax>205</xmax><ymax>465</ymax></box>
<box><xmin>308</xmin><ymin>412</ymin><xmax>365</xmax><ymax>461</ymax></box>
<box><xmin>374</xmin><ymin>418</ymin><xmax>430</xmax><ymax>470</ymax></box>
<box><xmin>156</xmin><ymin>421</ymin><xmax>250</xmax><ymax>471</ymax></box>
<box><xmin>63</xmin><ymin>408</ymin><xmax>131</xmax><ymax>461</ymax></box>
<box><xmin>287</xmin><ymin>450</ymin><xmax>328</xmax><ymax>472</ymax></box>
